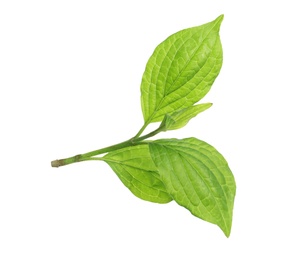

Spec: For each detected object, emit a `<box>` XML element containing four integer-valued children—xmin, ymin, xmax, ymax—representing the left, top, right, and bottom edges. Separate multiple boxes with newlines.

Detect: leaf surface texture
<box><xmin>160</xmin><ymin>103</ymin><xmax>212</xmax><ymax>131</ymax></box>
<box><xmin>103</xmin><ymin>145</ymin><xmax>172</xmax><ymax>203</ymax></box>
<box><xmin>141</xmin><ymin>15</ymin><xmax>223</xmax><ymax>123</ymax></box>
<box><xmin>149</xmin><ymin>138</ymin><xmax>236</xmax><ymax>236</ymax></box>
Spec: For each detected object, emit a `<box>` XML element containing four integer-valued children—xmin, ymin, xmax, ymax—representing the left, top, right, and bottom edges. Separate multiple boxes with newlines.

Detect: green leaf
<box><xmin>160</xmin><ymin>103</ymin><xmax>212</xmax><ymax>131</ymax></box>
<box><xmin>103</xmin><ymin>144</ymin><xmax>172</xmax><ymax>204</ymax></box>
<box><xmin>141</xmin><ymin>15</ymin><xmax>223</xmax><ymax>124</ymax></box>
<box><xmin>149</xmin><ymin>138</ymin><xmax>236</xmax><ymax>237</ymax></box>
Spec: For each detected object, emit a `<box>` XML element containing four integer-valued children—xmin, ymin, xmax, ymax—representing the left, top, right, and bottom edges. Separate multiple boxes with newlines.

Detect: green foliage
<box><xmin>149</xmin><ymin>138</ymin><xmax>236</xmax><ymax>237</ymax></box>
<box><xmin>52</xmin><ymin>15</ymin><xmax>236</xmax><ymax>237</ymax></box>
<box><xmin>160</xmin><ymin>103</ymin><xmax>212</xmax><ymax>131</ymax></box>
<box><xmin>103</xmin><ymin>144</ymin><xmax>172</xmax><ymax>203</ymax></box>
<box><xmin>140</xmin><ymin>15</ymin><xmax>223</xmax><ymax>123</ymax></box>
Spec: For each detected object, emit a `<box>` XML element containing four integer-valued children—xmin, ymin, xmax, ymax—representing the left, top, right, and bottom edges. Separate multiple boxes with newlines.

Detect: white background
<box><xmin>1</xmin><ymin>0</ymin><xmax>303</xmax><ymax>259</ymax></box>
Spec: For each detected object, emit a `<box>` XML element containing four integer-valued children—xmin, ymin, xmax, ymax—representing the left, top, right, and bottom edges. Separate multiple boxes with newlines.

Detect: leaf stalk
<box><xmin>51</xmin><ymin>125</ymin><xmax>164</xmax><ymax>168</ymax></box>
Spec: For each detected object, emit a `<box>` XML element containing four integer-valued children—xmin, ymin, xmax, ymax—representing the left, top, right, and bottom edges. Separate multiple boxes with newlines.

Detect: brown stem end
<box><xmin>51</xmin><ymin>159</ymin><xmax>64</xmax><ymax>168</ymax></box>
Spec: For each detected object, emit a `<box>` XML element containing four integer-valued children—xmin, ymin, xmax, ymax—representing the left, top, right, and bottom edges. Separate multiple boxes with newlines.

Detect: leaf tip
<box><xmin>224</xmin><ymin>228</ymin><xmax>231</xmax><ymax>238</ymax></box>
<box><xmin>213</xmin><ymin>14</ymin><xmax>224</xmax><ymax>29</ymax></box>
<box><xmin>217</xmin><ymin>14</ymin><xmax>224</xmax><ymax>23</ymax></box>
<box><xmin>208</xmin><ymin>14</ymin><xmax>224</xmax><ymax>33</ymax></box>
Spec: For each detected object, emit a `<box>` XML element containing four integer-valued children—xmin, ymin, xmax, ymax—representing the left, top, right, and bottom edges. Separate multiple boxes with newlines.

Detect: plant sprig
<box><xmin>51</xmin><ymin>15</ymin><xmax>236</xmax><ymax>237</ymax></box>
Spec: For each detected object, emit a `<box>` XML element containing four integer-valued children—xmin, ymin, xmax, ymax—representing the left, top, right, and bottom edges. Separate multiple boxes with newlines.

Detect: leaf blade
<box><xmin>103</xmin><ymin>144</ymin><xmax>172</xmax><ymax>204</ymax></box>
<box><xmin>160</xmin><ymin>103</ymin><xmax>212</xmax><ymax>131</ymax></box>
<box><xmin>149</xmin><ymin>137</ymin><xmax>236</xmax><ymax>236</ymax></box>
<box><xmin>141</xmin><ymin>15</ymin><xmax>223</xmax><ymax>123</ymax></box>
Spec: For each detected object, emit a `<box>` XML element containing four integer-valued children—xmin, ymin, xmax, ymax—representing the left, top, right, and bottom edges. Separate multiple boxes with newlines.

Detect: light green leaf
<box><xmin>149</xmin><ymin>138</ymin><xmax>236</xmax><ymax>237</ymax></box>
<box><xmin>103</xmin><ymin>144</ymin><xmax>172</xmax><ymax>204</ymax></box>
<box><xmin>160</xmin><ymin>103</ymin><xmax>212</xmax><ymax>131</ymax></box>
<box><xmin>141</xmin><ymin>15</ymin><xmax>223</xmax><ymax>124</ymax></box>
